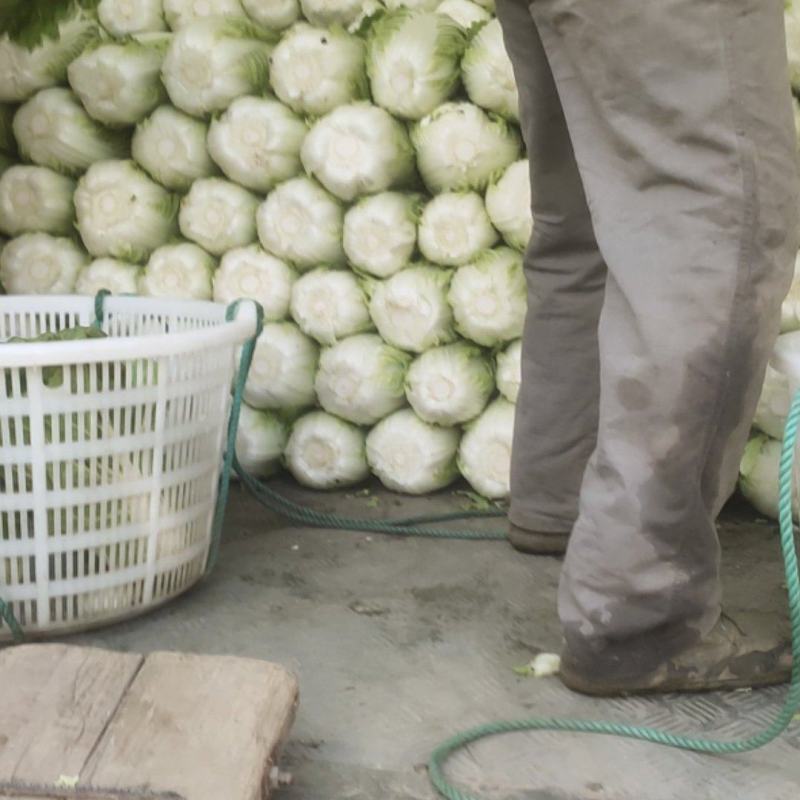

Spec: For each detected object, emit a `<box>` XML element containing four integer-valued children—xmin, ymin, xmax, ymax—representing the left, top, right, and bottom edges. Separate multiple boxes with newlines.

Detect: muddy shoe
<box><xmin>560</xmin><ymin>614</ymin><xmax>793</xmax><ymax>696</ymax></box>
<box><xmin>508</xmin><ymin>522</ymin><xmax>569</xmax><ymax>555</ymax></box>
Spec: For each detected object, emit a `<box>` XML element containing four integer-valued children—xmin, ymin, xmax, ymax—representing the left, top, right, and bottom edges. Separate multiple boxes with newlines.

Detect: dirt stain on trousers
<box><xmin>496</xmin><ymin>0</ymin><xmax>800</xmax><ymax>669</ymax></box>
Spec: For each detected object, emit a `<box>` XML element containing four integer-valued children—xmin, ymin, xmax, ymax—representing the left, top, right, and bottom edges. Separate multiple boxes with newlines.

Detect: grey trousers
<box><xmin>496</xmin><ymin>0</ymin><xmax>800</xmax><ymax>667</ymax></box>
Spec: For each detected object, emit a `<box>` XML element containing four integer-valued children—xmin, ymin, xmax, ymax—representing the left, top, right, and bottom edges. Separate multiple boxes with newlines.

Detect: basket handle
<box><xmin>205</xmin><ymin>300</ymin><xmax>265</xmax><ymax>574</ymax></box>
<box><xmin>92</xmin><ymin>290</ymin><xmax>112</xmax><ymax>329</ymax></box>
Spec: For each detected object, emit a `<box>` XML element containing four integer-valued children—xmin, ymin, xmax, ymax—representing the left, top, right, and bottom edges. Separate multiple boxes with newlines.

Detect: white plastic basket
<box><xmin>0</xmin><ymin>294</ymin><xmax>259</xmax><ymax>639</ymax></box>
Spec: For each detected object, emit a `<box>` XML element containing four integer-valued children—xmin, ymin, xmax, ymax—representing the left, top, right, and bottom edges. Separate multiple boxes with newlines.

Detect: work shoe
<box><xmin>559</xmin><ymin>614</ymin><xmax>793</xmax><ymax>697</ymax></box>
<box><xmin>508</xmin><ymin>522</ymin><xmax>569</xmax><ymax>555</ymax></box>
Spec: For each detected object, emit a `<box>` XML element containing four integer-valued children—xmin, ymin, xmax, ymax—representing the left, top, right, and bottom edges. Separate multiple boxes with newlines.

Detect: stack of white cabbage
<box><xmin>742</xmin><ymin>0</ymin><xmax>800</xmax><ymax>516</ymax></box>
<box><xmin>740</xmin><ymin>261</ymin><xmax>800</xmax><ymax>521</ymax></box>
<box><xmin>0</xmin><ymin>0</ymin><xmax>527</xmax><ymax>499</ymax></box>
<box><xmin>1</xmin><ymin>2</ymin><xmax>799</xmax><ymax>510</ymax></box>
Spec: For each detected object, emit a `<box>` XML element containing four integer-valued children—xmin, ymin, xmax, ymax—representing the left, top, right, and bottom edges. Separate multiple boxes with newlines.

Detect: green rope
<box><xmin>233</xmin><ymin>460</ymin><xmax>507</xmax><ymax>540</ymax></box>
<box><xmin>425</xmin><ymin>388</ymin><xmax>800</xmax><ymax>800</ymax></box>
<box><xmin>92</xmin><ymin>289</ymin><xmax>111</xmax><ymax>329</ymax></box>
<box><xmin>206</xmin><ymin>300</ymin><xmax>265</xmax><ymax>573</ymax></box>
<box><xmin>0</xmin><ymin>599</ymin><xmax>23</xmax><ymax>643</ymax></box>
<box><xmin>390</xmin><ymin>508</ymin><xmax>507</xmax><ymax>526</ymax></box>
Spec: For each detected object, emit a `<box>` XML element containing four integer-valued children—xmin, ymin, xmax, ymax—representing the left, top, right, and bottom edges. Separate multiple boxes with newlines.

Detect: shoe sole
<box><xmin>559</xmin><ymin>664</ymin><xmax>792</xmax><ymax>697</ymax></box>
<box><xmin>508</xmin><ymin>528</ymin><xmax>568</xmax><ymax>556</ymax></box>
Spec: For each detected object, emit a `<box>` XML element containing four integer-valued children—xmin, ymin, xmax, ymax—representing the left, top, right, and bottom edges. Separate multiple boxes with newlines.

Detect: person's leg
<box><xmin>495</xmin><ymin>0</ymin><xmax>607</xmax><ymax>554</ymax></box>
<box><xmin>526</xmin><ymin>0</ymin><xmax>799</xmax><ymax>686</ymax></box>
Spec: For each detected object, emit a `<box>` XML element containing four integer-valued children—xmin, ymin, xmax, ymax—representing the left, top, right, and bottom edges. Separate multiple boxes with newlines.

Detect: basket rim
<box><xmin>0</xmin><ymin>295</ymin><xmax>259</xmax><ymax>367</ymax></box>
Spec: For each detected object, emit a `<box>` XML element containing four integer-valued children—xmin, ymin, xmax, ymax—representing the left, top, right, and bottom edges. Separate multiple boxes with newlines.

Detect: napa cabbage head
<box><xmin>753</xmin><ymin>363</ymin><xmax>790</xmax><ymax>441</ymax></box>
<box><xmin>269</xmin><ymin>23</ymin><xmax>367</xmax><ymax>117</ymax></box>
<box><xmin>162</xmin><ymin>18</ymin><xmax>276</xmax><ymax>117</ymax></box>
<box><xmin>496</xmin><ymin>338</ymin><xmax>521</xmax><ymax>403</ymax></box>
<box><xmin>133</xmin><ymin>105</ymin><xmax>217</xmax><ymax>191</ymax></box>
<box><xmin>0</xmin><ymin>165</ymin><xmax>75</xmax><ymax>237</ymax></box>
<box><xmin>485</xmin><ymin>159</ymin><xmax>532</xmax><ymax>251</ymax></box>
<box><xmin>256</xmin><ymin>177</ymin><xmax>346</xmax><ymax>270</ymax></box>
<box><xmin>367</xmin><ymin>10</ymin><xmax>466</xmax><ymax>121</ymax></box>
<box><xmin>290</xmin><ymin>268</ymin><xmax>373</xmax><ymax>345</ymax></box>
<box><xmin>448</xmin><ymin>247</ymin><xmax>527</xmax><ymax>346</ymax></box>
<box><xmin>301</xmin><ymin>102</ymin><xmax>416</xmax><ymax>202</ymax></box>
<box><xmin>0</xmin><ymin>233</ymin><xmax>88</xmax><ymax>295</ymax></box>
<box><xmin>461</xmin><ymin>18</ymin><xmax>519</xmax><ymax>121</ymax></box>
<box><xmin>405</xmin><ymin>342</ymin><xmax>494</xmax><ymax>425</ymax></box>
<box><xmin>458</xmin><ymin>398</ymin><xmax>515</xmax><ymax>499</ymax></box>
<box><xmin>367</xmin><ymin>408</ymin><xmax>460</xmax><ymax>494</ymax></box>
<box><xmin>781</xmin><ymin>251</ymin><xmax>800</xmax><ymax>333</ymax></box>
<box><xmin>14</xmin><ymin>88</ymin><xmax>130</xmax><ymax>176</ymax></box>
<box><xmin>74</xmin><ymin>159</ymin><xmax>179</xmax><ymax>263</ymax></box>
<box><xmin>245</xmin><ymin>322</ymin><xmax>320</xmax><ymax>410</ymax></box>
<box><xmin>412</xmin><ymin>101</ymin><xmax>522</xmax><ymax>193</ymax></box>
<box><xmin>739</xmin><ymin>434</ymin><xmax>799</xmax><ymax>521</ymax></box>
<box><xmin>98</xmin><ymin>0</ymin><xmax>167</xmax><ymax>36</ymax></box>
<box><xmin>207</xmin><ymin>96</ymin><xmax>307</xmax><ymax>193</ymax></box>
<box><xmin>285</xmin><ymin>410</ymin><xmax>369</xmax><ymax>489</ymax></box>
<box><xmin>315</xmin><ymin>333</ymin><xmax>411</xmax><ymax>425</ymax></box>
<box><xmin>139</xmin><ymin>242</ymin><xmax>216</xmax><ymax>300</ymax></box>
<box><xmin>300</xmin><ymin>0</ymin><xmax>364</xmax><ymax>28</ymax></box>
<box><xmin>179</xmin><ymin>177</ymin><xmax>259</xmax><ymax>256</ymax></box>
<box><xmin>76</xmin><ymin>258</ymin><xmax>142</xmax><ymax>296</ymax></box>
<box><xmin>370</xmin><ymin>265</ymin><xmax>457</xmax><ymax>353</ymax></box>
<box><xmin>418</xmin><ymin>191</ymin><xmax>497</xmax><ymax>266</ymax></box>
<box><xmin>242</xmin><ymin>0</ymin><xmax>300</xmax><ymax>30</ymax></box>
<box><xmin>67</xmin><ymin>36</ymin><xmax>170</xmax><ymax>127</ymax></box>
<box><xmin>213</xmin><ymin>245</ymin><xmax>297</xmax><ymax>321</ymax></box>
<box><xmin>343</xmin><ymin>192</ymin><xmax>421</xmax><ymax>278</ymax></box>
<box><xmin>236</xmin><ymin>404</ymin><xmax>289</xmax><ymax>478</ymax></box>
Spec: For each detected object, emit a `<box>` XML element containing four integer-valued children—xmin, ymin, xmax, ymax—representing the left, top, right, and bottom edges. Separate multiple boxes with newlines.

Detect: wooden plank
<box><xmin>0</xmin><ymin>788</ymin><xmax>158</xmax><ymax>799</ymax></box>
<box><xmin>0</xmin><ymin>646</ymin><xmax>144</xmax><ymax>785</ymax></box>
<box><xmin>82</xmin><ymin>651</ymin><xmax>299</xmax><ymax>800</ymax></box>
<box><xmin>0</xmin><ymin>793</ymin><xmax>169</xmax><ymax>799</ymax></box>
<box><xmin>0</xmin><ymin>785</ymin><xmax>180</xmax><ymax>799</ymax></box>
<box><xmin>0</xmin><ymin>795</ymin><xmax>135</xmax><ymax>799</ymax></box>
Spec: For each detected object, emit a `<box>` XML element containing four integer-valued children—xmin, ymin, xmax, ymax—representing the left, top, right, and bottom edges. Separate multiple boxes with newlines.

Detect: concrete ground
<box><xmin>73</xmin><ymin>481</ymin><xmax>800</xmax><ymax>800</ymax></box>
